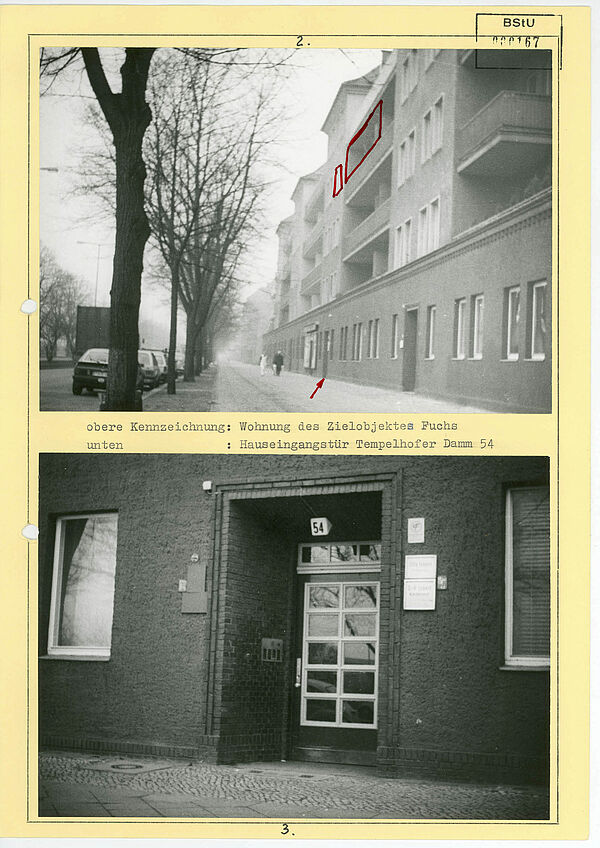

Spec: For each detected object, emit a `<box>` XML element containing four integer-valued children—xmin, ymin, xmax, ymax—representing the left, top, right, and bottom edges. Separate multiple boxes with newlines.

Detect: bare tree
<box><xmin>39</xmin><ymin>245</ymin><xmax>88</xmax><ymax>360</ymax></box>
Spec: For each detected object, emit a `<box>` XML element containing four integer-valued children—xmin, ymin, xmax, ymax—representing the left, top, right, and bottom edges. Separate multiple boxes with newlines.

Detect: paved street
<box><xmin>38</xmin><ymin>751</ymin><xmax>549</xmax><ymax>820</ymax></box>
<box><xmin>40</xmin><ymin>366</ymin><xmax>101</xmax><ymax>411</ymax></box>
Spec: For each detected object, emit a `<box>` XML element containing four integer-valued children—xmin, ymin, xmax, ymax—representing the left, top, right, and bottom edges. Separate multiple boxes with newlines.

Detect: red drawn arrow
<box><xmin>310</xmin><ymin>378</ymin><xmax>325</xmax><ymax>399</ymax></box>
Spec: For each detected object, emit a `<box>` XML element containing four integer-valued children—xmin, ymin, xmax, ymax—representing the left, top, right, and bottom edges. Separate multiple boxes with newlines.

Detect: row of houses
<box><xmin>263</xmin><ymin>49</ymin><xmax>552</xmax><ymax>412</ymax></box>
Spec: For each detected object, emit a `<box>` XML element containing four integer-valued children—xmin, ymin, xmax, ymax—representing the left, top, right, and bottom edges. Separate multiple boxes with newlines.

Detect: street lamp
<box><xmin>77</xmin><ymin>240</ymin><xmax>112</xmax><ymax>307</ymax></box>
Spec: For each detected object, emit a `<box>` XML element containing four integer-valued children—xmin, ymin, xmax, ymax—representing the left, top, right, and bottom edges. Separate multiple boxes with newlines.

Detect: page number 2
<box><xmin>297</xmin><ymin>36</ymin><xmax>310</xmax><ymax>47</ymax></box>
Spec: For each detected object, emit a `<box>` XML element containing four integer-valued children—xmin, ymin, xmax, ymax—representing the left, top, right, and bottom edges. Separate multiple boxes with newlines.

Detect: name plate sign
<box><xmin>403</xmin><ymin>579</ymin><xmax>436</xmax><ymax>610</ymax></box>
<box><xmin>404</xmin><ymin>554</ymin><xmax>437</xmax><ymax>579</ymax></box>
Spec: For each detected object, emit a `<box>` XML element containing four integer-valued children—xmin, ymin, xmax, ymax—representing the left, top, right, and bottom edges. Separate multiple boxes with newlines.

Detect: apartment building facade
<box><xmin>265</xmin><ymin>49</ymin><xmax>552</xmax><ymax>412</ymax></box>
<box><xmin>39</xmin><ymin>453</ymin><xmax>550</xmax><ymax>786</ymax></box>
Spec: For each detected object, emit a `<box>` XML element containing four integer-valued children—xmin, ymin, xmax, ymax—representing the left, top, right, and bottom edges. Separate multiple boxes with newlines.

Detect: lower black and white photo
<box><xmin>38</xmin><ymin>453</ymin><xmax>551</xmax><ymax>820</ymax></box>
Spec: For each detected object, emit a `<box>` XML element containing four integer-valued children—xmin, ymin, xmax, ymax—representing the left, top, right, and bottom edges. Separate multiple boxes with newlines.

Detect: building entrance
<box><xmin>290</xmin><ymin>541</ymin><xmax>381</xmax><ymax>765</ymax></box>
<box><xmin>403</xmin><ymin>308</ymin><xmax>418</xmax><ymax>391</ymax></box>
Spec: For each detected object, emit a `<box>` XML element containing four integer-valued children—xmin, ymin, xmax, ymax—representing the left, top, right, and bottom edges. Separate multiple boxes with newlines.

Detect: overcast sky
<box><xmin>40</xmin><ymin>48</ymin><xmax>381</xmax><ymax>347</ymax></box>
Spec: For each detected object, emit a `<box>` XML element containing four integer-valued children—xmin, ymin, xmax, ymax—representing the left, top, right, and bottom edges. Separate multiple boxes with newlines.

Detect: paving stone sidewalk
<box><xmin>38</xmin><ymin>751</ymin><xmax>549</xmax><ymax>820</ymax></box>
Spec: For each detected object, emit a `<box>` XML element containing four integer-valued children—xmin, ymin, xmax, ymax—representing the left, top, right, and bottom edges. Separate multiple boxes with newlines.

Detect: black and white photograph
<box><xmin>38</xmin><ymin>453</ymin><xmax>551</xmax><ymax>819</ymax></box>
<box><xmin>39</xmin><ymin>47</ymin><xmax>552</xmax><ymax>413</ymax></box>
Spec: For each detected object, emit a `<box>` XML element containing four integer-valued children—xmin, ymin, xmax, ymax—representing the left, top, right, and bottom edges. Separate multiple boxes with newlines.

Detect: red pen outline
<box><xmin>344</xmin><ymin>99</ymin><xmax>383</xmax><ymax>184</ymax></box>
<box><xmin>332</xmin><ymin>164</ymin><xmax>344</xmax><ymax>198</ymax></box>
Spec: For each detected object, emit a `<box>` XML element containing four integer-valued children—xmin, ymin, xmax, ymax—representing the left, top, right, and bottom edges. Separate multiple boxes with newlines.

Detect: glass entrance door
<box><xmin>301</xmin><ymin>581</ymin><xmax>379</xmax><ymax>729</ymax></box>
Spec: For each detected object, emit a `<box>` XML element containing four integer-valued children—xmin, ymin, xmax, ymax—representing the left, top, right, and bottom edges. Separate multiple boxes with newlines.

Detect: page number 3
<box><xmin>281</xmin><ymin>823</ymin><xmax>295</xmax><ymax>835</ymax></box>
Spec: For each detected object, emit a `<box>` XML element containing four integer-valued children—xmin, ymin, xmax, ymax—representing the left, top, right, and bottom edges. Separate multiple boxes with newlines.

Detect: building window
<box><xmin>528</xmin><ymin>281</ymin><xmax>547</xmax><ymax>360</ymax></box>
<box><xmin>366</xmin><ymin>320</ymin><xmax>373</xmax><ymax>358</ymax></box>
<box><xmin>47</xmin><ymin>513</ymin><xmax>118</xmax><ymax>659</ymax></box>
<box><xmin>504</xmin><ymin>286</ymin><xmax>521</xmax><ymax>360</ymax></box>
<box><xmin>422</xmin><ymin>97</ymin><xmax>444</xmax><ymax>162</ymax></box>
<box><xmin>400</xmin><ymin>50</ymin><xmax>418</xmax><ymax>102</ymax></box>
<box><xmin>329</xmin><ymin>329</ymin><xmax>334</xmax><ymax>360</ymax></box>
<box><xmin>395</xmin><ymin>218</ymin><xmax>412</xmax><ymax>268</ymax></box>
<box><xmin>352</xmin><ymin>323</ymin><xmax>363</xmax><ymax>361</ymax></box>
<box><xmin>372</xmin><ymin>318</ymin><xmax>379</xmax><ymax>359</ymax></box>
<box><xmin>505</xmin><ymin>486</ymin><xmax>550</xmax><ymax>667</ymax></box>
<box><xmin>453</xmin><ymin>298</ymin><xmax>466</xmax><ymax>359</ymax></box>
<box><xmin>391</xmin><ymin>314</ymin><xmax>399</xmax><ymax>359</ymax></box>
<box><xmin>417</xmin><ymin>198</ymin><xmax>440</xmax><ymax>257</ymax></box>
<box><xmin>425</xmin><ymin>305</ymin><xmax>436</xmax><ymax>359</ymax></box>
<box><xmin>398</xmin><ymin>130</ymin><xmax>416</xmax><ymax>186</ymax></box>
<box><xmin>470</xmin><ymin>294</ymin><xmax>484</xmax><ymax>359</ymax></box>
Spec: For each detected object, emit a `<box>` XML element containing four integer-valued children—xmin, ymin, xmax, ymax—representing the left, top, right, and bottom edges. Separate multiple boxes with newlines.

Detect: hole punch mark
<box><xmin>21</xmin><ymin>299</ymin><xmax>37</xmax><ymax>315</ymax></box>
<box><xmin>22</xmin><ymin>524</ymin><xmax>39</xmax><ymax>540</ymax></box>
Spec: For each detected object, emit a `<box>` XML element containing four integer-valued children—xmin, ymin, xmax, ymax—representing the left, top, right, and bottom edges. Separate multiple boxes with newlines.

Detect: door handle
<box><xmin>295</xmin><ymin>657</ymin><xmax>301</xmax><ymax>688</ymax></box>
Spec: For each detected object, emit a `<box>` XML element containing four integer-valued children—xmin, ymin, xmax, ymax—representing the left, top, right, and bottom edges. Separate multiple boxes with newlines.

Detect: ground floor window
<box><xmin>47</xmin><ymin>513</ymin><xmax>118</xmax><ymax>659</ymax></box>
<box><xmin>425</xmin><ymin>305</ymin><xmax>436</xmax><ymax>359</ymax></box>
<box><xmin>503</xmin><ymin>286</ymin><xmax>521</xmax><ymax>360</ymax></box>
<box><xmin>390</xmin><ymin>313</ymin><xmax>399</xmax><ymax>358</ymax></box>
<box><xmin>453</xmin><ymin>298</ymin><xmax>466</xmax><ymax>359</ymax></box>
<box><xmin>470</xmin><ymin>294</ymin><xmax>484</xmax><ymax>359</ymax></box>
<box><xmin>528</xmin><ymin>281</ymin><xmax>547</xmax><ymax>360</ymax></box>
<box><xmin>505</xmin><ymin>486</ymin><xmax>550</xmax><ymax>667</ymax></box>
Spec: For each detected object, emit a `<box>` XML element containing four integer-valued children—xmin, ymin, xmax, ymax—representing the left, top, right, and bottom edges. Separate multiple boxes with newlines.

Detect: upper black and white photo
<box><xmin>39</xmin><ymin>47</ymin><xmax>552</xmax><ymax>413</ymax></box>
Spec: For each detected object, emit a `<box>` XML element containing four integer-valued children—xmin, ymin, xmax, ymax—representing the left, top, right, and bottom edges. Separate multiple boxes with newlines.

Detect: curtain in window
<box><xmin>511</xmin><ymin>488</ymin><xmax>550</xmax><ymax>657</ymax></box>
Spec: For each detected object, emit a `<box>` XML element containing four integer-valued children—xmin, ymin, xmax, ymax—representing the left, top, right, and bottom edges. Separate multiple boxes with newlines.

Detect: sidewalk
<box><xmin>38</xmin><ymin>751</ymin><xmax>549</xmax><ymax>820</ymax></box>
<box><xmin>144</xmin><ymin>366</ymin><xmax>218</xmax><ymax>412</ymax></box>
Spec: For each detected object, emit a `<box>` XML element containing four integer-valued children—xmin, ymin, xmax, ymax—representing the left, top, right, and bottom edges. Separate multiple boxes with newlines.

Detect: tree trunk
<box><xmin>167</xmin><ymin>265</ymin><xmax>179</xmax><ymax>394</ymax></box>
<box><xmin>183</xmin><ymin>317</ymin><xmax>198</xmax><ymax>382</ymax></box>
<box><xmin>194</xmin><ymin>328</ymin><xmax>203</xmax><ymax>376</ymax></box>
<box><xmin>81</xmin><ymin>48</ymin><xmax>155</xmax><ymax>411</ymax></box>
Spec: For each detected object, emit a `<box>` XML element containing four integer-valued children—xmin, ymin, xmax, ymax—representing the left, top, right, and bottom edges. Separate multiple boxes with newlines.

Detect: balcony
<box><xmin>301</xmin><ymin>262</ymin><xmax>322</xmax><ymax>294</ymax></box>
<box><xmin>342</xmin><ymin>197</ymin><xmax>391</xmax><ymax>261</ymax></box>
<box><xmin>457</xmin><ymin>91</ymin><xmax>551</xmax><ymax>176</ymax></box>
<box><xmin>344</xmin><ymin>124</ymin><xmax>394</xmax><ymax>204</ymax></box>
<box><xmin>303</xmin><ymin>219</ymin><xmax>323</xmax><ymax>259</ymax></box>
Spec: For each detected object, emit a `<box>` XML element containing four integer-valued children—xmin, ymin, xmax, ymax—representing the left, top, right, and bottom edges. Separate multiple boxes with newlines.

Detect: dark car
<box><xmin>73</xmin><ymin>348</ymin><xmax>161</xmax><ymax>395</ymax></box>
<box><xmin>72</xmin><ymin>347</ymin><xmax>109</xmax><ymax>395</ymax></box>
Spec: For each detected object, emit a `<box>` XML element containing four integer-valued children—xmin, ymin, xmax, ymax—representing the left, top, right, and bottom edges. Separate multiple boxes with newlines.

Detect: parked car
<box><xmin>147</xmin><ymin>349</ymin><xmax>167</xmax><ymax>383</ymax></box>
<box><xmin>137</xmin><ymin>350</ymin><xmax>161</xmax><ymax>390</ymax></box>
<box><xmin>72</xmin><ymin>348</ymin><xmax>161</xmax><ymax>395</ymax></box>
<box><xmin>72</xmin><ymin>347</ymin><xmax>109</xmax><ymax>395</ymax></box>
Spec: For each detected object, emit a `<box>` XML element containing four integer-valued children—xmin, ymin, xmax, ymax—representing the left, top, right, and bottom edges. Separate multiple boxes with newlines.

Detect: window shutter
<box><xmin>511</xmin><ymin>487</ymin><xmax>550</xmax><ymax>657</ymax></box>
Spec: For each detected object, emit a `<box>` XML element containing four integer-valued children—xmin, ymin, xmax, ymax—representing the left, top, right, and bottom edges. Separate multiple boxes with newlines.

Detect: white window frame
<box><xmin>529</xmin><ymin>281</ymin><xmax>547</xmax><ymax>361</ymax></box>
<box><xmin>425</xmin><ymin>305</ymin><xmax>436</xmax><ymax>359</ymax></box>
<box><xmin>366</xmin><ymin>320</ymin><xmax>373</xmax><ymax>358</ymax></box>
<box><xmin>391</xmin><ymin>313</ymin><xmax>399</xmax><ymax>359</ymax></box>
<box><xmin>418</xmin><ymin>198</ymin><xmax>440</xmax><ymax>257</ymax></box>
<box><xmin>373</xmin><ymin>318</ymin><xmax>380</xmax><ymax>359</ymax></box>
<box><xmin>422</xmin><ymin>109</ymin><xmax>432</xmax><ymax>162</ymax></box>
<box><xmin>504</xmin><ymin>488</ymin><xmax>551</xmax><ymax>669</ymax></box>
<box><xmin>47</xmin><ymin>512</ymin><xmax>118</xmax><ymax>660</ymax></box>
<box><xmin>453</xmin><ymin>298</ymin><xmax>466</xmax><ymax>359</ymax></box>
<box><xmin>505</xmin><ymin>286</ymin><xmax>520</xmax><ymax>361</ymax></box>
<box><xmin>433</xmin><ymin>96</ymin><xmax>444</xmax><ymax>153</ymax></box>
<box><xmin>470</xmin><ymin>294</ymin><xmax>484</xmax><ymax>360</ymax></box>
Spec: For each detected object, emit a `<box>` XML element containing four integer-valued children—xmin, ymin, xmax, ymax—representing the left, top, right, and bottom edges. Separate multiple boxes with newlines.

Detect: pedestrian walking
<box><xmin>273</xmin><ymin>350</ymin><xmax>284</xmax><ymax>376</ymax></box>
<box><xmin>259</xmin><ymin>353</ymin><xmax>268</xmax><ymax>376</ymax></box>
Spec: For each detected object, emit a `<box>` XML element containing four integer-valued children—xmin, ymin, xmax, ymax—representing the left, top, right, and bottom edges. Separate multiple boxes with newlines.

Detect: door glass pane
<box><xmin>309</xmin><ymin>585</ymin><xmax>339</xmax><ymax>608</ymax></box>
<box><xmin>330</xmin><ymin>544</ymin><xmax>358</xmax><ymax>562</ymax></box>
<box><xmin>306</xmin><ymin>671</ymin><xmax>337</xmax><ymax>693</ymax></box>
<box><xmin>342</xmin><ymin>700</ymin><xmax>375</xmax><ymax>725</ymax></box>
<box><xmin>344</xmin><ymin>613</ymin><xmax>377</xmax><ymax>636</ymax></box>
<box><xmin>343</xmin><ymin>671</ymin><xmax>375</xmax><ymax>694</ymax></box>
<box><xmin>343</xmin><ymin>642</ymin><xmax>376</xmax><ymax>665</ymax></box>
<box><xmin>345</xmin><ymin>585</ymin><xmax>377</xmax><ymax>608</ymax></box>
<box><xmin>307</xmin><ymin>613</ymin><xmax>339</xmax><ymax>637</ymax></box>
<box><xmin>302</xmin><ymin>545</ymin><xmax>329</xmax><ymax>563</ymax></box>
<box><xmin>306</xmin><ymin>699</ymin><xmax>337</xmax><ymax>723</ymax></box>
<box><xmin>308</xmin><ymin>642</ymin><xmax>338</xmax><ymax>665</ymax></box>
<box><xmin>359</xmin><ymin>544</ymin><xmax>381</xmax><ymax>562</ymax></box>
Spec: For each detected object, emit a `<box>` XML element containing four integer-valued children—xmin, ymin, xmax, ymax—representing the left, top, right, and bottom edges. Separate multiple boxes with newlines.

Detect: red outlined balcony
<box><xmin>343</xmin><ymin>124</ymin><xmax>394</xmax><ymax>204</ymax></box>
<box><xmin>342</xmin><ymin>197</ymin><xmax>391</xmax><ymax>262</ymax></box>
<box><xmin>457</xmin><ymin>91</ymin><xmax>551</xmax><ymax>176</ymax></box>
